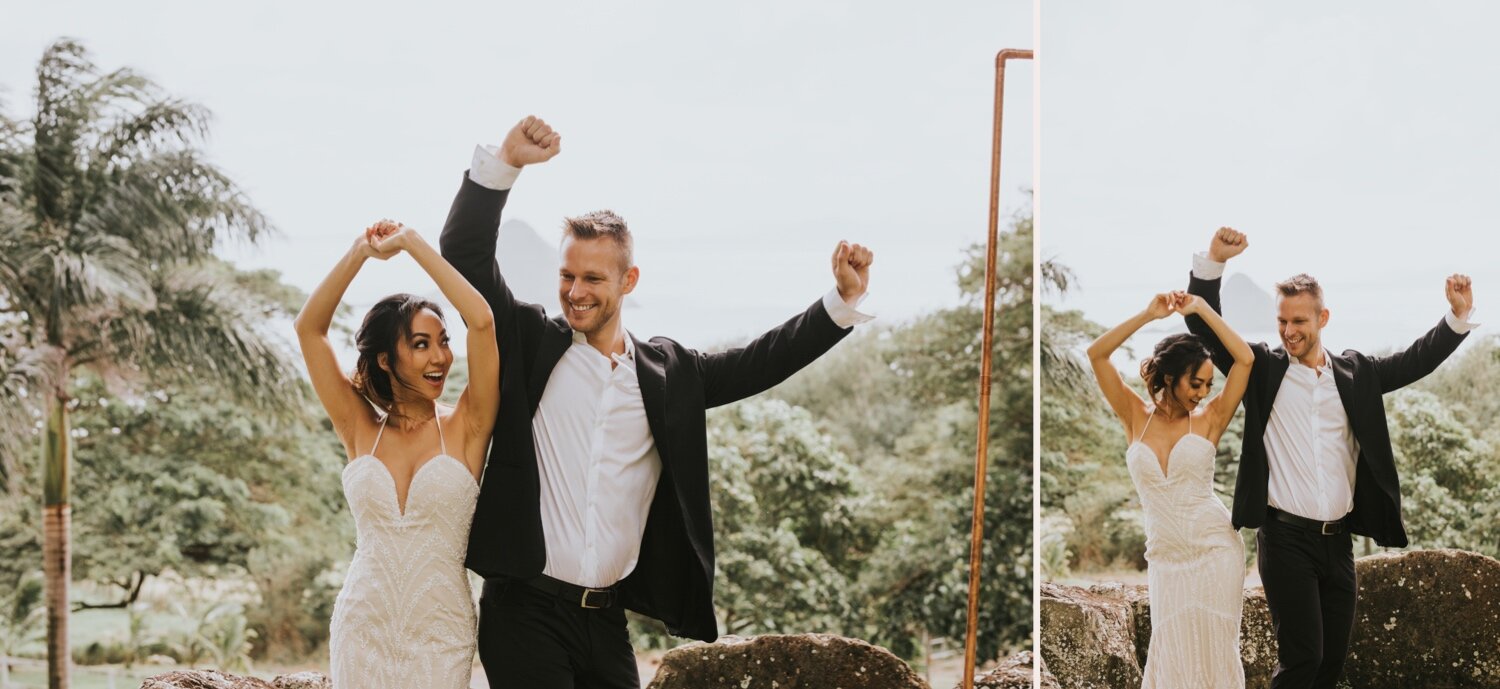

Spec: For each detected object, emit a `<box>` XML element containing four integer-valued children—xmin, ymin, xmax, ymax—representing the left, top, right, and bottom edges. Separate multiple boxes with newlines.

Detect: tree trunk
<box><xmin>43</xmin><ymin>391</ymin><xmax>70</xmax><ymax>689</ymax></box>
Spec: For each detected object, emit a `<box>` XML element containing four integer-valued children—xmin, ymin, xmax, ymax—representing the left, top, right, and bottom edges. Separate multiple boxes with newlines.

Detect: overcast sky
<box><xmin>1041</xmin><ymin>1</ymin><xmax>1500</xmax><ymax>359</ymax></box>
<box><xmin>4</xmin><ymin>0</ymin><xmax>1034</xmax><ymax>354</ymax></box>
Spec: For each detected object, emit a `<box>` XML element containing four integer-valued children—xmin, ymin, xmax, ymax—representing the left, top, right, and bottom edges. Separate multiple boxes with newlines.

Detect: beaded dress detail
<box><xmin>329</xmin><ymin>413</ymin><xmax>478</xmax><ymax>689</ymax></box>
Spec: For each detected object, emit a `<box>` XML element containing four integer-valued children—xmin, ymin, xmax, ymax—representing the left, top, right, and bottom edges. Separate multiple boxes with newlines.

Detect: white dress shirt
<box><xmin>470</xmin><ymin>145</ymin><xmax>872</xmax><ymax>586</ymax></box>
<box><xmin>1264</xmin><ymin>349</ymin><xmax>1359</xmax><ymax>521</ymax></box>
<box><xmin>1192</xmin><ymin>253</ymin><xmax>1476</xmax><ymax>521</ymax></box>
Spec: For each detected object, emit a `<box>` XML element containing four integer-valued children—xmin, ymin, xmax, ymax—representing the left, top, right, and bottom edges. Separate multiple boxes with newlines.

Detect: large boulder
<box><xmin>269</xmin><ymin>673</ymin><xmax>333</xmax><ymax>689</ymax></box>
<box><xmin>645</xmin><ymin>634</ymin><xmax>927</xmax><ymax>689</ymax></box>
<box><xmin>1039</xmin><ymin>582</ymin><xmax>1142</xmax><ymax>689</ymax></box>
<box><xmin>972</xmin><ymin>650</ymin><xmax>1058</xmax><ymax>689</ymax></box>
<box><xmin>1042</xmin><ymin>581</ymin><xmax>1276</xmax><ymax>689</ymax></box>
<box><xmin>1345</xmin><ymin>548</ymin><xmax>1500</xmax><ymax>689</ymax></box>
<box><xmin>140</xmin><ymin>671</ymin><xmax>330</xmax><ymax>688</ymax></box>
<box><xmin>140</xmin><ymin>671</ymin><xmax>273</xmax><ymax>688</ymax></box>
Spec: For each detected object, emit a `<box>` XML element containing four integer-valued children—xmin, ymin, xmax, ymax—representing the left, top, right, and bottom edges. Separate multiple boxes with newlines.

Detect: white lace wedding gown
<box><xmin>1126</xmin><ymin>411</ymin><xmax>1245</xmax><ymax>689</ymax></box>
<box><xmin>329</xmin><ymin>415</ymin><xmax>479</xmax><ymax>689</ymax></box>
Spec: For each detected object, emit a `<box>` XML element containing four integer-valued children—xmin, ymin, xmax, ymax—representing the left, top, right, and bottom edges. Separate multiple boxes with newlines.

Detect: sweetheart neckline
<box><xmin>1128</xmin><ymin>433</ymin><xmax>1214</xmax><ymax>479</ymax></box>
<box><xmin>344</xmin><ymin>453</ymin><xmax>474</xmax><ymax>517</ymax></box>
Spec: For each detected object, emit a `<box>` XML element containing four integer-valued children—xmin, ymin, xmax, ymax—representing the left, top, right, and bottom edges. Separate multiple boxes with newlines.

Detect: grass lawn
<box><xmin>7</xmin><ymin>663</ymin><xmax>159</xmax><ymax>689</ymax></box>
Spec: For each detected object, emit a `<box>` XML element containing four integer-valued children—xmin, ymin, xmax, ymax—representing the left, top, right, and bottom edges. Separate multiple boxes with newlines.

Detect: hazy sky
<box><xmin>1041</xmin><ymin>1</ymin><xmax>1500</xmax><ymax>358</ymax></box>
<box><xmin>4</xmin><ymin>1</ymin><xmax>1034</xmax><ymax>354</ymax></box>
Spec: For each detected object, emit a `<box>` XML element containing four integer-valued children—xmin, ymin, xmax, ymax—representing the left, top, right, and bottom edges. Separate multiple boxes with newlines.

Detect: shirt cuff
<box><xmin>468</xmin><ymin>144</ymin><xmax>522</xmax><ymax>191</ymax></box>
<box><xmin>1445</xmin><ymin>307</ymin><xmax>1480</xmax><ymax>334</ymax></box>
<box><xmin>1192</xmin><ymin>252</ymin><xmax>1226</xmax><ymax>281</ymax></box>
<box><xmin>823</xmin><ymin>288</ymin><xmax>874</xmax><ymax>329</ymax></box>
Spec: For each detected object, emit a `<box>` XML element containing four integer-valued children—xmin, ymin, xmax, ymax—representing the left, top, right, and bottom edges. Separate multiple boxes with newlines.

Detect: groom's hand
<box><xmin>833</xmin><ymin>241</ymin><xmax>873</xmax><ymax>304</ymax></box>
<box><xmin>1445</xmin><ymin>273</ymin><xmax>1474</xmax><ymax>318</ymax></box>
<box><xmin>1207</xmin><ymin>227</ymin><xmax>1248</xmax><ymax>263</ymax></box>
<box><xmin>499</xmin><ymin>115</ymin><xmax>562</xmax><ymax>168</ymax></box>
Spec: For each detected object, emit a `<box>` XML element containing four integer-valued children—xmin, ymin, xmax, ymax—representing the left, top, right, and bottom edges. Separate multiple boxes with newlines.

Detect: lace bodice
<box><xmin>329</xmin><ymin>414</ymin><xmax>480</xmax><ymax>689</ymax></box>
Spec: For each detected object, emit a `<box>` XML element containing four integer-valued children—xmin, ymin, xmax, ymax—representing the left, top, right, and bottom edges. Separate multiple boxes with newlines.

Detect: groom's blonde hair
<box><xmin>1275</xmin><ymin>274</ymin><xmax>1324</xmax><ymax>309</ymax></box>
<box><xmin>562</xmin><ymin>210</ymin><xmax>633</xmax><ymax>273</ymax></box>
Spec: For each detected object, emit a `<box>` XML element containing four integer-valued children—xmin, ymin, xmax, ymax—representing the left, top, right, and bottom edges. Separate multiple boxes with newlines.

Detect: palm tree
<box><xmin>0</xmin><ymin>39</ymin><xmax>302</xmax><ymax>688</ymax></box>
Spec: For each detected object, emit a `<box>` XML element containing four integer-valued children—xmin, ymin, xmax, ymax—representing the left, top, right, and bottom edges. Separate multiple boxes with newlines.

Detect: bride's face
<box><xmin>1167</xmin><ymin>359</ymin><xmax>1215</xmax><ymax>411</ymax></box>
<box><xmin>381</xmin><ymin>308</ymin><xmax>453</xmax><ymax>404</ymax></box>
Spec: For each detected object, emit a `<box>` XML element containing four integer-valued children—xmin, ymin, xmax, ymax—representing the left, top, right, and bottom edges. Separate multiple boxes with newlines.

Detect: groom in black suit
<box><xmin>439</xmin><ymin>116</ymin><xmax>875</xmax><ymax>689</ymax></box>
<box><xmin>1184</xmin><ymin>228</ymin><xmax>1476</xmax><ymax>689</ymax></box>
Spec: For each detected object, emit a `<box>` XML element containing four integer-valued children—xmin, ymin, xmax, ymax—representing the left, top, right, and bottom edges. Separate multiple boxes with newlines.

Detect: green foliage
<box><xmin>707</xmin><ymin>399</ymin><xmax>871</xmax><ymax>636</ymax></box>
<box><xmin>766</xmin><ymin>207</ymin><xmax>1035</xmax><ymax>660</ymax></box>
<box><xmin>51</xmin><ymin>377</ymin><xmax>349</xmax><ymax>606</ymax></box>
<box><xmin>1384</xmin><ymin>389</ymin><xmax>1500</xmax><ymax>557</ymax></box>
<box><xmin>0</xmin><ymin>571</ymin><xmax>45</xmax><ymax>659</ymax></box>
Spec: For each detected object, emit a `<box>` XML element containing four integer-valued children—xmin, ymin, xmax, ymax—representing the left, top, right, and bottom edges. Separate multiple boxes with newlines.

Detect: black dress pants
<box><xmin>1256</xmin><ymin>515</ymin><xmax>1358</xmax><ymax>689</ymax></box>
<box><xmin>478</xmin><ymin>579</ymin><xmax>640</xmax><ymax>689</ymax></box>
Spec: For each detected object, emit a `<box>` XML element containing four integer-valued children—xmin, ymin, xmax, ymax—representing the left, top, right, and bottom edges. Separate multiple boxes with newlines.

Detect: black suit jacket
<box><xmin>1185</xmin><ymin>273</ymin><xmax>1467</xmax><ymax>548</ymax></box>
<box><xmin>439</xmin><ymin>174</ymin><xmax>852</xmax><ymax>641</ymax></box>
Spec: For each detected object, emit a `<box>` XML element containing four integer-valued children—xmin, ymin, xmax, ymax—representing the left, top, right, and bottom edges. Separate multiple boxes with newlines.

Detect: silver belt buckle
<box><xmin>1321</xmin><ymin>521</ymin><xmax>1338</xmax><ymax>535</ymax></box>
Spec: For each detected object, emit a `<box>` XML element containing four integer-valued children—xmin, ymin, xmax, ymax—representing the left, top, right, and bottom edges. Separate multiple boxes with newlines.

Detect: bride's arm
<box><xmin>293</xmin><ymin>229</ymin><xmax>393</xmax><ymax>458</ymax></box>
<box><xmin>1086</xmin><ymin>293</ymin><xmax>1176</xmax><ymax>439</ymax></box>
<box><xmin>1180</xmin><ymin>294</ymin><xmax>1253</xmax><ymax>440</ymax></box>
<box><xmin>372</xmin><ymin>224</ymin><xmax>498</xmax><ymax>476</ymax></box>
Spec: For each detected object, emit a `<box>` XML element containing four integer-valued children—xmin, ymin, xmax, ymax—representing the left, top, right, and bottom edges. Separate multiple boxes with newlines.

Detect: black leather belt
<box><xmin>521</xmin><ymin>573</ymin><xmax>619</xmax><ymax>609</ymax></box>
<box><xmin>1267</xmin><ymin>507</ymin><xmax>1346</xmax><ymax>535</ymax></box>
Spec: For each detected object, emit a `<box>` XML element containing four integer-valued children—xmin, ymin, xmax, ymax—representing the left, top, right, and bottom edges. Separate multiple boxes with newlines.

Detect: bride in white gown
<box><xmin>1086</xmin><ymin>291</ymin><xmax>1254</xmax><ymax>689</ymax></box>
<box><xmin>294</xmin><ymin>220</ymin><xmax>499</xmax><ymax>689</ymax></box>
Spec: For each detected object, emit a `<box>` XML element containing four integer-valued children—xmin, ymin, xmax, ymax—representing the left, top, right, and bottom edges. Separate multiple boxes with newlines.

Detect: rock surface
<box><xmin>972</xmin><ymin>650</ymin><xmax>1057</xmax><ymax>689</ymax></box>
<box><xmin>1038</xmin><ymin>582</ymin><xmax>1142</xmax><ymax>689</ymax></box>
<box><xmin>1345</xmin><ymin>549</ymin><xmax>1500</xmax><ymax>688</ymax></box>
<box><xmin>1042</xmin><ymin>549</ymin><xmax>1500</xmax><ymax>689</ymax></box>
<box><xmin>269</xmin><ymin>672</ymin><xmax>332</xmax><ymax>689</ymax></box>
<box><xmin>645</xmin><ymin>633</ymin><xmax>928</xmax><ymax>689</ymax></box>
<box><xmin>140</xmin><ymin>670</ymin><xmax>331</xmax><ymax>688</ymax></box>
<box><xmin>140</xmin><ymin>670</ymin><xmax>273</xmax><ymax>688</ymax></box>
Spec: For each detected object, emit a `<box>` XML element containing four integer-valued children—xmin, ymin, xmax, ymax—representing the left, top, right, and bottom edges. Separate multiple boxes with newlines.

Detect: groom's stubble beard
<box><xmin>1276</xmin><ymin>293</ymin><xmax>1327</xmax><ymax>363</ymax></box>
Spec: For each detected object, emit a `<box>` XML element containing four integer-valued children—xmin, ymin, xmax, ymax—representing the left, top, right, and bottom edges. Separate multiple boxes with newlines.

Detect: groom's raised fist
<box><xmin>500</xmin><ymin>115</ymin><xmax>562</xmax><ymax>168</ymax></box>
<box><xmin>833</xmin><ymin>241</ymin><xmax>874</xmax><ymax>304</ymax></box>
<box><xmin>1445</xmin><ymin>273</ymin><xmax>1474</xmax><ymax>318</ymax></box>
<box><xmin>1208</xmin><ymin>227</ymin><xmax>1248</xmax><ymax>263</ymax></box>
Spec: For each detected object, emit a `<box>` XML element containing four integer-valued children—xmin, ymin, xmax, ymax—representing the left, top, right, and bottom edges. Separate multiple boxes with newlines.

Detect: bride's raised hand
<box><xmin>1173</xmin><ymin>292</ymin><xmax>1204</xmax><ymax>316</ymax></box>
<box><xmin>357</xmin><ymin>220</ymin><xmax>401</xmax><ymax>261</ymax></box>
<box><xmin>369</xmin><ymin>220</ymin><xmax>424</xmax><ymax>256</ymax></box>
<box><xmin>1145</xmin><ymin>292</ymin><xmax>1177</xmax><ymax>320</ymax></box>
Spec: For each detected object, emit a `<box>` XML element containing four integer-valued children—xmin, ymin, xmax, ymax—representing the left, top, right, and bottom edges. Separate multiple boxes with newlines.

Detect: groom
<box><xmin>439</xmin><ymin>116</ymin><xmax>874</xmax><ymax>689</ymax></box>
<box><xmin>1183</xmin><ymin>228</ymin><xmax>1476</xmax><ymax>689</ymax></box>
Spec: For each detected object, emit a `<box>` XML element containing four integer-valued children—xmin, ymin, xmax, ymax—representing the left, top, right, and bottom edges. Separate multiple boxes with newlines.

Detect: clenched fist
<box><xmin>1445</xmin><ymin>273</ymin><xmax>1475</xmax><ymax>318</ymax></box>
<box><xmin>832</xmin><ymin>241</ymin><xmax>874</xmax><ymax>304</ymax></box>
<box><xmin>1208</xmin><ymin>227</ymin><xmax>1248</xmax><ymax>263</ymax></box>
<box><xmin>500</xmin><ymin>115</ymin><xmax>561</xmax><ymax>168</ymax></box>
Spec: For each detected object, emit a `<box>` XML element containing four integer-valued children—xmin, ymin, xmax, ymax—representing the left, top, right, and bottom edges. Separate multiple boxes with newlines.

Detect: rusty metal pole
<box><xmin>962</xmin><ymin>47</ymin><xmax>1032</xmax><ymax>689</ymax></box>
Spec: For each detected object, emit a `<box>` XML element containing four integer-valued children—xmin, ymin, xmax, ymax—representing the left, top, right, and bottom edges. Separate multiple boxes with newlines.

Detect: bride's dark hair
<box><xmin>1139</xmin><ymin>334</ymin><xmax>1213</xmax><ymax>408</ymax></box>
<box><xmin>350</xmin><ymin>293</ymin><xmax>445</xmax><ymax>422</ymax></box>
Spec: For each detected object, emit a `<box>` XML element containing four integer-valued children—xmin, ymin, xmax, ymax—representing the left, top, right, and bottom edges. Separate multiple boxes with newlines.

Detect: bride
<box><xmin>293</xmin><ymin>220</ymin><xmax>498</xmax><ymax>689</ymax></box>
<box><xmin>1086</xmin><ymin>291</ymin><xmax>1253</xmax><ymax>689</ymax></box>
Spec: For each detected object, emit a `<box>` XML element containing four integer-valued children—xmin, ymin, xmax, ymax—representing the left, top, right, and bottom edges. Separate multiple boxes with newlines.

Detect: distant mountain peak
<box><xmin>1222</xmin><ymin>272</ymin><xmax>1275</xmax><ymax>335</ymax></box>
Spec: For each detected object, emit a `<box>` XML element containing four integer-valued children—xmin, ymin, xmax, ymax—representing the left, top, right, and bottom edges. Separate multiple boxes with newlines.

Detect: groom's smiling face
<box><xmin>1276</xmin><ymin>293</ymin><xmax>1329</xmax><ymax>360</ymax></box>
<box><xmin>558</xmin><ymin>235</ymin><xmax>638</xmax><ymax>336</ymax></box>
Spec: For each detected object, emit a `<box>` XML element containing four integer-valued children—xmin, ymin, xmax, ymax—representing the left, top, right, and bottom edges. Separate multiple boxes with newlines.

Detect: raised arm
<box><xmin>371</xmin><ymin>222</ymin><xmax>499</xmax><ymax>474</ymax></box>
<box><xmin>292</xmin><ymin>229</ymin><xmax>394</xmax><ymax>458</ymax></box>
<box><xmin>700</xmin><ymin>242</ymin><xmax>874</xmax><ymax>407</ymax></box>
<box><xmin>1371</xmin><ymin>274</ymin><xmax>1476</xmax><ymax>393</ymax></box>
<box><xmin>1177</xmin><ymin>293</ymin><xmax>1253</xmax><ymax>441</ymax></box>
<box><xmin>437</xmin><ymin>116</ymin><xmax>561</xmax><ymax>324</ymax></box>
<box><xmin>1184</xmin><ymin>228</ymin><xmax>1249</xmax><ymax>375</ymax></box>
<box><xmin>1086</xmin><ymin>293</ymin><xmax>1176</xmax><ymax>438</ymax></box>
